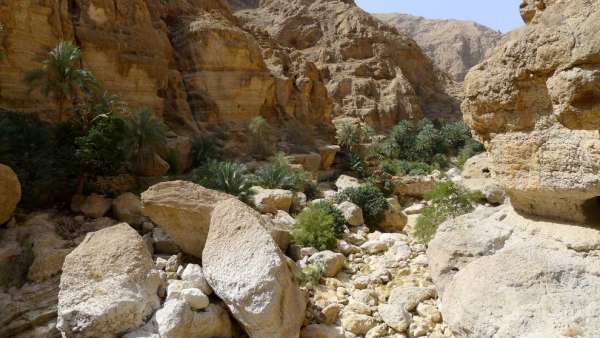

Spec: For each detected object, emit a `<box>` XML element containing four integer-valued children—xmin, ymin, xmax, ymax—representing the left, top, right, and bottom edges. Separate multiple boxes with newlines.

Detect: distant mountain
<box><xmin>375</xmin><ymin>13</ymin><xmax>502</xmax><ymax>81</ymax></box>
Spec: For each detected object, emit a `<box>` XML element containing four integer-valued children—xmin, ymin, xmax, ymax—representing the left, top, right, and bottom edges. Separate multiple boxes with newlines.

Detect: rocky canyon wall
<box><xmin>0</xmin><ymin>0</ymin><xmax>334</xmax><ymax>136</ymax></box>
<box><xmin>462</xmin><ymin>0</ymin><xmax>600</xmax><ymax>224</ymax></box>
<box><xmin>231</xmin><ymin>0</ymin><xmax>461</xmax><ymax>129</ymax></box>
<box><xmin>375</xmin><ymin>13</ymin><xmax>502</xmax><ymax>82</ymax></box>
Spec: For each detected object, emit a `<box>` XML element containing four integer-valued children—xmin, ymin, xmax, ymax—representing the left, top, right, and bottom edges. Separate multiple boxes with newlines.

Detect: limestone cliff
<box><xmin>462</xmin><ymin>0</ymin><xmax>600</xmax><ymax>224</ymax></box>
<box><xmin>375</xmin><ymin>13</ymin><xmax>502</xmax><ymax>82</ymax></box>
<box><xmin>231</xmin><ymin>0</ymin><xmax>461</xmax><ymax>129</ymax></box>
<box><xmin>0</xmin><ymin>0</ymin><xmax>333</xmax><ymax>137</ymax></box>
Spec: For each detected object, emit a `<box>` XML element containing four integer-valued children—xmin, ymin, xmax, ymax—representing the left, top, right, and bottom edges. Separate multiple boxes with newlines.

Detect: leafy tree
<box><xmin>24</xmin><ymin>41</ymin><xmax>99</xmax><ymax>122</ymax></box>
<box><xmin>125</xmin><ymin>109</ymin><xmax>168</xmax><ymax>175</ymax></box>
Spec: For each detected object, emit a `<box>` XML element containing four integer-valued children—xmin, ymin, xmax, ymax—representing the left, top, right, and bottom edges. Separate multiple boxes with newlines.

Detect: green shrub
<box><xmin>251</xmin><ymin>153</ymin><xmax>308</xmax><ymax>192</ymax></box>
<box><xmin>294</xmin><ymin>263</ymin><xmax>323</xmax><ymax>290</ymax></box>
<box><xmin>336</xmin><ymin>185</ymin><xmax>389</xmax><ymax>228</ymax></box>
<box><xmin>75</xmin><ymin>114</ymin><xmax>130</xmax><ymax>177</ymax></box>
<box><xmin>379</xmin><ymin>159</ymin><xmax>433</xmax><ymax>176</ymax></box>
<box><xmin>248</xmin><ymin>117</ymin><xmax>276</xmax><ymax>159</ymax></box>
<box><xmin>292</xmin><ymin>207</ymin><xmax>337</xmax><ymax>251</ymax></box>
<box><xmin>311</xmin><ymin>201</ymin><xmax>347</xmax><ymax>237</ymax></box>
<box><xmin>440</xmin><ymin>121</ymin><xmax>471</xmax><ymax>151</ymax></box>
<box><xmin>336</xmin><ymin>123</ymin><xmax>363</xmax><ymax>151</ymax></box>
<box><xmin>456</xmin><ymin>139</ymin><xmax>486</xmax><ymax>168</ymax></box>
<box><xmin>0</xmin><ymin>113</ymin><xmax>79</xmax><ymax>208</ymax></box>
<box><xmin>191</xmin><ymin>160</ymin><xmax>252</xmax><ymax>198</ymax></box>
<box><xmin>125</xmin><ymin>109</ymin><xmax>168</xmax><ymax>174</ymax></box>
<box><xmin>341</xmin><ymin>152</ymin><xmax>365</xmax><ymax>177</ymax></box>
<box><xmin>414</xmin><ymin>181</ymin><xmax>484</xmax><ymax>243</ymax></box>
<box><xmin>190</xmin><ymin>133</ymin><xmax>225</xmax><ymax>167</ymax></box>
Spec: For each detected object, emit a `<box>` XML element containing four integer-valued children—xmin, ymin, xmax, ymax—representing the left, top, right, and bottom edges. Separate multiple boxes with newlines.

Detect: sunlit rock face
<box><xmin>462</xmin><ymin>0</ymin><xmax>600</xmax><ymax>224</ymax></box>
<box><xmin>231</xmin><ymin>0</ymin><xmax>461</xmax><ymax>130</ymax></box>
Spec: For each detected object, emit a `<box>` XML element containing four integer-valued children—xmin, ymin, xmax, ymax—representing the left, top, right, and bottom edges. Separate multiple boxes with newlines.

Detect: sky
<box><xmin>355</xmin><ymin>0</ymin><xmax>523</xmax><ymax>32</ymax></box>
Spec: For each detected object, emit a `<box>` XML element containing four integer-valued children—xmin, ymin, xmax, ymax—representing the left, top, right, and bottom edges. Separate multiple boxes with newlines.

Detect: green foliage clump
<box><xmin>414</xmin><ymin>181</ymin><xmax>484</xmax><ymax>243</ymax></box>
<box><xmin>341</xmin><ymin>152</ymin><xmax>365</xmax><ymax>177</ymax></box>
<box><xmin>0</xmin><ymin>113</ymin><xmax>79</xmax><ymax>208</ymax></box>
<box><xmin>248</xmin><ymin>117</ymin><xmax>277</xmax><ymax>159</ymax></box>
<box><xmin>379</xmin><ymin>159</ymin><xmax>434</xmax><ymax>176</ymax></box>
<box><xmin>75</xmin><ymin>115</ymin><xmax>130</xmax><ymax>177</ymax></box>
<box><xmin>125</xmin><ymin>109</ymin><xmax>168</xmax><ymax>174</ymax></box>
<box><xmin>251</xmin><ymin>153</ymin><xmax>308</xmax><ymax>192</ymax></box>
<box><xmin>311</xmin><ymin>201</ymin><xmax>347</xmax><ymax>237</ymax></box>
<box><xmin>292</xmin><ymin>207</ymin><xmax>337</xmax><ymax>251</ymax></box>
<box><xmin>336</xmin><ymin>185</ymin><xmax>389</xmax><ymax>229</ymax></box>
<box><xmin>294</xmin><ymin>263</ymin><xmax>323</xmax><ymax>290</ymax></box>
<box><xmin>336</xmin><ymin>123</ymin><xmax>364</xmax><ymax>151</ymax></box>
<box><xmin>191</xmin><ymin>160</ymin><xmax>252</xmax><ymax>198</ymax></box>
<box><xmin>190</xmin><ymin>132</ymin><xmax>226</xmax><ymax>168</ymax></box>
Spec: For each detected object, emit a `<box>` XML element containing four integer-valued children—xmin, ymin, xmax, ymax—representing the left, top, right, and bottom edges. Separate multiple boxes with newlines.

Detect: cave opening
<box><xmin>582</xmin><ymin>197</ymin><xmax>600</xmax><ymax>226</ymax></box>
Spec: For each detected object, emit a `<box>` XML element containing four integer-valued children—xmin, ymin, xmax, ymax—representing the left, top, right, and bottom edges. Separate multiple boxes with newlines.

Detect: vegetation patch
<box><xmin>292</xmin><ymin>206</ymin><xmax>337</xmax><ymax>251</ymax></box>
<box><xmin>336</xmin><ymin>185</ymin><xmax>389</xmax><ymax>229</ymax></box>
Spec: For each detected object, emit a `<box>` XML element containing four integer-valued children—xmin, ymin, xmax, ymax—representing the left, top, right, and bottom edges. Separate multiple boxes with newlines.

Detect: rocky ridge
<box><xmin>375</xmin><ymin>13</ymin><xmax>502</xmax><ymax>82</ymax></box>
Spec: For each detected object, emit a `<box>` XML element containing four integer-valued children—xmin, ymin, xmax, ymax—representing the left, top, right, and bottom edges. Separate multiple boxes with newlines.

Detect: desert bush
<box><xmin>248</xmin><ymin>116</ymin><xmax>276</xmax><ymax>159</ymax></box>
<box><xmin>440</xmin><ymin>121</ymin><xmax>471</xmax><ymax>151</ymax></box>
<box><xmin>125</xmin><ymin>109</ymin><xmax>168</xmax><ymax>174</ymax></box>
<box><xmin>252</xmin><ymin>153</ymin><xmax>309</xmax><ymax>192</ymax></box>
<box><xmin>294</xmin><ymin>263</ymin><xmax>323</xmax><ymax>290</ymax></box>
<box><xmin>336</xmin><ymin>123</ymin><xmax>363</xmax><ymax>151</ymax></box>
<box><xmin>414</xmin><ymin>181</ymin><xmax>484</xmax><ymax>243</ymax></box>
<box><xmin>190</xmin><ymin>132</ymin><xmax>226</xmax><ymax>167</ymax></box>
<box><xmin>379</xmin><ymin>159</ymin><xmax>433</xmax><ymax>176</ymax></box>
<box><xmin>191</xmin><ymin>160</ymin><xmax>252</xmax><ymax>198</ymax></box>
<box><xmin>311</xmin><ymin>201</ymin><xmax>347</xmax><ymax>237</ymax></box>
<box><xmin>336</xmin><ymin>185</ymin><xmax>389</xmax><ymax>229</ymax></box>
<box><xmin>340</xmin><ymin>152</ymin><xmax>365</xmax><ymax>177</ymax></box>
<box><xmin>75</xmin><ymin>114</ymin><xmax>130</xmax><ymax>177</ymax></box>
<box><xmin>292</xmin><ymin>207</ymin><xmax>337</xmax><ymax>251</ymax></box>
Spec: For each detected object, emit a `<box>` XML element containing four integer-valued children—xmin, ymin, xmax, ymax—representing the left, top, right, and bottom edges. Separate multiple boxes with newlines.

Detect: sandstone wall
<box><xmin>233</xmin><ymin>0</ymin><xmax>461</xmax><ymax>130</ymax></box>
<box><xmin>462</xmin><ymin>0</ymin><xmax>600</xmax><ymax>224</ymax></box>
<box><xmin>0</xmin><ymin>0</ymin><xmax>334</xmax><ymax>135</ymax></box>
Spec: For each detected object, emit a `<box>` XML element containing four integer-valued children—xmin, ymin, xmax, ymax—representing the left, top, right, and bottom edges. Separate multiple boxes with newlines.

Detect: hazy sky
<box><xmin>355</xmin><ymin>0</ymin><xmax>524</xmax><ymax>32</ymax></box>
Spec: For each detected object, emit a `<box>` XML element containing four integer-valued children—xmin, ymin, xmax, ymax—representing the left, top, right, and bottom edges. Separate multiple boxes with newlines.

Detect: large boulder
<box><xmin>141</xmin><ymin>181</ymin><xmax>232</xmax><ymax>257</ymax></box>
<box><xmin>203</xmin><ymin>198</ymin><xmax>306</xmax><ymax>338</ymax></box>
<box><xmin>80</xmin><ymin>194</ymin><xmax>112</xmax><ymax>219</ymax></box>
<box><xmin>112</xmin><ymin>193</ymin><xmax>143</xmax><ymax>226</ymax></box>
<box><xmin>250</xmin><ymin>186</ymin><xmax>294</xmax><ymax>214</ymax></box>
<box><xmin>391</xmin><ymin>174</ymin><xmax>437</xmax><ymax>198</ymax></box>
<box><xmin>428</xmin><ymin>205</ymin><xmax>600</xmax><ymax>337</ymax></box>
<box><xmin>462</xmin><ymin>0</ymin><xmax>600</xmax><ymax>224</ymax></box>
<box><xmin>0</xmin><ymin>164</ymin><xmax>21</xmax><ymax>224</ymax></box>
<box><xmin>57</xmin><ymin>223</ymin><xmax>160</xmax><ymax>338</ymax></box>
<box><xmin>153</xmin><ymin>300</ymin><xmax>234</xmax><ymax>338</ymax></box>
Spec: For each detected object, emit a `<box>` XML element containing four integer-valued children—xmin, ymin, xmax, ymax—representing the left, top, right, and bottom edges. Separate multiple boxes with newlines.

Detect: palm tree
<box><xmin>24</xmin><ymin>41</ymin><xmax>98</xmax><ymax>122</ymax></box>
<box><xmin>126</xmin><ymin>109</ymin><xmax>168</xmax><ymax>174</ymax></box>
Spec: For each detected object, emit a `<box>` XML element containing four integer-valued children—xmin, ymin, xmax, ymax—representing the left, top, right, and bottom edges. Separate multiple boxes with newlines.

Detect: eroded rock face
<box><xmin>203</xmin><ymin>198</ymin><xmax>306</xmax><ymax>338</ymax></box>
<box><xmin>141</xmin><ymin>181</ymin><xmax>232</xmax><ymax>257</ymax></box>
<box><xmin>0</xmin><ymin>164</ymin><xmax>21</xmax><ymax>224</ymax></box>
<box><xmin>462</xmin><ymin>0</ymin><xmax>600</xmax><ymax>224</ymax></box>
<box><xmin>234</xmin><ymin>0</ymin><xmax>460</xmax><ymax>129</ymax></box>
<box><xmin>428</xmin><ymin>205</ymin><xmax>600</xmax><ymax>337</ymax></box>
<box><xmin>376</xmin><ymin>13</ymin><xmax>502</xmax><ymax>81</ymax></box>
<box><xmin>57</xmin><ymin>223</ymin><xmax>160</xmax><ymax>338</ymax></box>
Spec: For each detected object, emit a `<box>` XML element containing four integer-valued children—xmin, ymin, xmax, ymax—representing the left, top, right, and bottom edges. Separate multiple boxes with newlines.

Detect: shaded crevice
<box><xmin>583</xmin><ymin>196</ymin><xmax>600</xmax><ymax>227</ymax></box>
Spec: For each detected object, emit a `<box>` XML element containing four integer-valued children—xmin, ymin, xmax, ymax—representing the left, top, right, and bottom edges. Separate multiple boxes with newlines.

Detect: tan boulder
<box><xmin>141</xmin><ymin>181</ymin><xmax>232</xmax><ymax>257</ymax></box>
<box><xmin>462</xmin><ymin>0</ymin><xmax>600</xmax><ymax>224</ymax></box>
<box><xmin>137</xmin><ymin>153</ymin><xmax>170</xmax><ymax>178</ymax></box>
<box><xmin>0</xmin><ymin>164</ymin><xmax>21</xmax><ymax>224</ymax></box>
<box><xmin>80</xmin><ymin>194</ymin><xmax>112</xmax><ymax>219</ymax></box>
<box><xmin>203</xmin><ymin>198</ymin><xmax>306</xmax><ymax>338</ymax></box>
<box><xmin>112</xmin><ymin>193</ymin><xmax>143</xmax><ymax>226</ymax></box>
<box><xmin>318</xmin><ymin>145</ymin><xmax>340</xmax><ymax>170</ymax></box>
<box><xmin>287</xmin><ymin>153</ymin><xmax>322</xmax><ymax>173</ymax></box>
<box><xmin>57</xmin><ymin>223</ymin><xmax>160</xmax><ymax>338</ymax></box>
<box><xmin>380</xmin><ymin>197</ymin><xmax>408</xmax><ymax>232</ymax></box>
<box><xmin>250</xmin><ymin>186</ymin><xmax>294</xmax><ymax>213</ymax></box>
<box><xmin>301</xmin><ymin>324</ymin><xmax>344</xmax><ymax>338</ymax></box>
<box><xmin>392</xmin><ymin>174</ymin><xmax>437</xmax><ymax>198</ymax></box>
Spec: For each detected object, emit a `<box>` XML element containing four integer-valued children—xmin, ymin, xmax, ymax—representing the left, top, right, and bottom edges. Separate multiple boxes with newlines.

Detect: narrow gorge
<box><xmin>1</xmin><ymin>0</ymin><xmax>599</xmax><ymax>338</ymax></box>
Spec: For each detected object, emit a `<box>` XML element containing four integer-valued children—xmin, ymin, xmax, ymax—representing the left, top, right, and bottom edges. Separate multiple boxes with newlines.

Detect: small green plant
<box><xmin>311</xmin><ymin>201</ymin><xmax>347</xmax><ymax>237</ymax></box>
<box><xmin>379</xmin><ymin>159</ymin><xmax>434</xmax><ymax>176</ymax></box>
<box><xmin>336</xmin><ymin>185</ymin><xmax>389</xmax><ymax>229</ymax></box>
<box><xmin>294</xmin><ymin>263</ymin><xmax>324</xmax><ymax>290</ymax></box>
<box><xmin>191</xmin><ymin>160</ymin><xmax>252</xmax><ymax>198</ymax></box>
<box><xmin>190</xmin><ymin>133</ymin><xmax>225</xmax><ymax>167</ymax></box>
<box><xmin>292</xmin><ymin>207</ymin><xmax>337</xmax><ymax>251</ymax></box>
<box><xmin>248</xmin><ymin>116</ymin><xmax>276</xmax><ymax>159</ymax></box>
<box><xmin>414</xmin><ymin>181</ymin><xmax>484</xmax><ymax>243</ymax></box>
<box><xmin>251</xmin><ymin>153</ymin><xmax>308</xmax><ymax>192</ymax></box>
<box><xmin>341</xmin><ymin>152</ymin><xmax>365</xmax><ymax>177</ymax></box>
<box><xmin>336</xmin><ymin>123</ymin><xmax>363</xmax><ymax>151</ymax></box>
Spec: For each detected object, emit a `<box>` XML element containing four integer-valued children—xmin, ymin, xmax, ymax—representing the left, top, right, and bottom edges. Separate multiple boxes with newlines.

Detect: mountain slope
<box><xmin>376</xmin><ymin>13</ymin><xmax>502</xmax><ymax>81</ymax></box>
